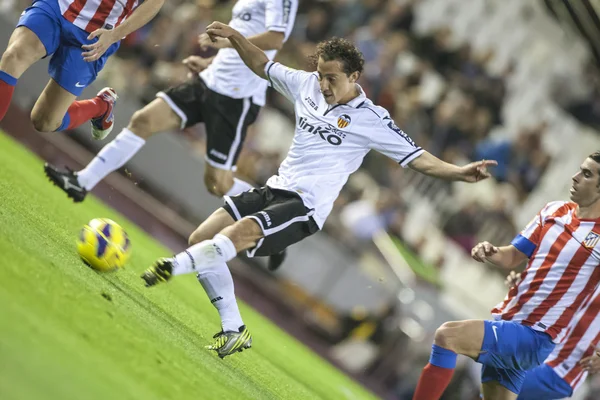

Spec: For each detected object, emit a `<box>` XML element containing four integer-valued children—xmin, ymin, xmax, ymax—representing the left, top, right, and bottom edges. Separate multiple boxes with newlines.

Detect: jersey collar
<box><xmin>342</xmin><ymin>84</ymin><xmax>367</xmax><ymax>108</ymax></box>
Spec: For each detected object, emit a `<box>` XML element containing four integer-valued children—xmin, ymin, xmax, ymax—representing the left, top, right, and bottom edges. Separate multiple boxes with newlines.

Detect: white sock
<box><xmin>77</xmin><ymin>128</ymin><xmax>146</xmax><ymax>190</ymax></box>
<box><xmin>225</xmin><ymin>178</ymin><xmax>253</xmax><ymax>197</ymax></box>
<box><xmin>172</xmin><ymin>234</ymin><xmax>237</xmax><ymax>276</ymax></box>
<box><xmin>197</xmin><ymin>262</ymin><xmax>244</xmax><ymax>332</ymax></box>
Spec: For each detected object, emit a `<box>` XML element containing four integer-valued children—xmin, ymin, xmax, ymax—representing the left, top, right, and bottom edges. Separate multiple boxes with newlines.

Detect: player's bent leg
<box><xmin>142</xmin><ymin>210</ymin><xmax>259</xmax><ymax>358</ymax></box>
<box><xmin>0</xmin><ymin>27</ymin><xmax>47</xmax><ymax>122</ymax></box>
<box><xmin>413</xmin><ymin>320</ymin><xmax>485</xmax><ymax>400</ymax></box>
<box><xmin>434</xmin><ymin>320</ymin><xmax>485</xmax><ymax>359</ymax></box>
<box><xmin>142</xmin><ymin>214</ymin><xmax>263</xmax><ymax>285</ymax></box>
<box><xmin>33</xmin><ymin>81</ymin><xmax>119</xmax><ymax>134</ymax></box>
<box><xmin>128</xmin><ymin>98</ymin><xmax>182</xmax><ymax>139</ymax></box>
<box><xmin>482</xmin><ymin>380</ymin><xmax>518</xmax><ymax>400</ymax></box>
<box><xmin>30</xmin><ymin>79</ymin><xmax>76</xmax><ymax>132</ymax></box>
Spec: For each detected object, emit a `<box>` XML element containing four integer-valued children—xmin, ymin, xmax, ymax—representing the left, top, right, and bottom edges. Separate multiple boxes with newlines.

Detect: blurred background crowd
<box><xmin>4</xmin><ymin>0</ymin><xmax>600</xmax><ymax>398</ymax></box>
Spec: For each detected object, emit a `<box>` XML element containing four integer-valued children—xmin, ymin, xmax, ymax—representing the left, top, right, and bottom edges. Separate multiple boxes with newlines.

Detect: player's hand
<box><xmin>182</xmin><ymin>56</ymin><xmax>212</xmax><ymax>73</ymax></box>
<box><xmin>579</xmin><ymin>352</ymin><xmax>600</xmax><ymax>373</ymax></box>
<box><xmin>206</xmin><ymin>21</ymin><xmax>239</xmax><ymax>41</ymax></box>
<box><xmin>198</xmin><ymin>33</ymin><xmax>230</xmax><ymax>50</ymax></box>
<box><xmin>82</xmin><ymin>29</ymin><xmax>119</xmax><ymax>62</ymax></box>
<box><xmin>471</xmin><ymin>241</ymin><xmax>499</xmax><ymax>263</ymax></box>
<box><xmin>504</xmin><ymin>271</ymin><xmax>522</xmax><ymax>288</ymax></box>
<box><xmin>459</xmin><ymin>159</ymin><xmax>497</xmax><ymax>183</ymax></box>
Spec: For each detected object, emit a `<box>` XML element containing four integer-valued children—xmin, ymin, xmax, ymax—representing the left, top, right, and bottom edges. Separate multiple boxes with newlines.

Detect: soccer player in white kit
<box><xmin>138</xmin><ymin>21</ymin><xmax>497</xmax><ymax>359</ymax></box>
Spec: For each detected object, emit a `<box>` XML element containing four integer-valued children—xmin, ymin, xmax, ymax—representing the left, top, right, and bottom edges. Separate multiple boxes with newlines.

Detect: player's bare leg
<box><xmin>0</xmin><ymin>26</ymin><xmax>46</xmax><ymax>121</ymax></box>
<box><xmin>31</xmin><ymin>79</ymin><xmax>118</xmax><ymax>135</ymax></box>
<box><xmin>413</xmin><ymin>320</ymin><xmax>485</xmax><ymax>399</ymax></box>
<box><xmin>482</xmin><ymin>381</ymin><xmax>517</xmax><ymax>400</ymax></box>
<box><xmin>433</xmin><ymin>320</ymin><xmax>485</xmax><ymax>359</ymax></box>
<box><xmin>188</xmin><ymin>208</ymin><xmax>237</xmax><ymax>245</ymax></box>
<box><xmin>127</xmin><ymin>98</ymin><xmax>182</xmax><ymax>139</ymax></box>
<box><xmin>142</xmin><ymin>212</ymin><xmax>262</xmax><ymax>358</ymax></box>
<box><xmin>0</xmin><ymin>26</ymin><xmax>45</xmax><ymax>77</ymax></box>
<box><xmin>30</xmin><ymin>79</ymin><xmax>77</xmax><ymax>131</ymax></box>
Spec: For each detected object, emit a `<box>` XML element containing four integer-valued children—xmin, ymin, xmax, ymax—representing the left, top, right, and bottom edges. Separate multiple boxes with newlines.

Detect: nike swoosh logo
<box><xmin>75</xmin><ymin>82</ymin><xmax>86</xmax><ymax>88</ymax></box>
<box><xmin>492</xmin><ymin>326</ymin><xmax>499</xmax><ymax>342</ymax></box>
<box><xmin>62</xmin><ymin>176</ymin><xmax>83</xmax><ymax>192</ymax></box>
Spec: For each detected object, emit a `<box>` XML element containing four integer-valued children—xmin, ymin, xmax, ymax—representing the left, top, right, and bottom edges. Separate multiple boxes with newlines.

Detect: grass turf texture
<box><xmin>0</xmin><ymin>132</ymin><xmax>378</xmax><ymax>400</ymax></box>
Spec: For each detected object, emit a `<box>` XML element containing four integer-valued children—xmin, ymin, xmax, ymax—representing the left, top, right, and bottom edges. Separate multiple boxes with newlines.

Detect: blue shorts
<box><xmin>517</xmin><ymin>363</ymin><xmax>573</xmax><ymax>399</ymax></box>
<box><xmin>17</xmin><ymin>0</ymin><xmax>119</xmax><ymax>96</ymax></box>
<box><xmin>478</xmin><ymin>320</ymin><xmax>555</xmax><ymax>394</ymax></box>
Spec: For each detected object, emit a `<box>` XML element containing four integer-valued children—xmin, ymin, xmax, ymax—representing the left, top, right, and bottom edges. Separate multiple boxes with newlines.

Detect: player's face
<box><xmin>317</xmin><ymin>58</ymin><xmax>359</xmax><ymax>105</ymax></box>
<box><xmin>570</xmin><ymin>157</ymin><xmax>600</xmax><ymax>207</ymax></box>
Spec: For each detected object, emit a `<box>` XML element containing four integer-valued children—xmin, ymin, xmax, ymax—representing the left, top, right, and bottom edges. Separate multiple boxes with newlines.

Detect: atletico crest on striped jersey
<box><xmin>59</xmin><ymin>0</ymin><xmax>140</xmax><ymax>33</ymax></box>
<box><xmin>492</xmin><ymin>201</ymin><xmax>600</xmax><ymax>342</ymax></box>
<box><xmin>582</xmin><ymin>231</ymin><xmax>600</xmax><ymax>249</ymax></box>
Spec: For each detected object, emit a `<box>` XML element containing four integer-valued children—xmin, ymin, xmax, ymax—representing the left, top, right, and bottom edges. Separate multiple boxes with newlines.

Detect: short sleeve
<box><xmin>369</xmin><ymin>117</ymin><xmax>423</xmax><ymax>166</ymax></box>
<box><xmin>511</xmin><ymin>215</ymin><xmax>542</xmax><ymax>258</ymax></box>
<box><xmin>265</xmin><ymin>0</ymin><xmax>297</xmax><ymax>37</ymax></box>
<box><xmin>264</xmin><ymin>61</ymin><xmax>313</xmax><ymax>102</ymax></box>
<box><xmin>511</xmin><ymin>201</ymin><xmax>566</xmax><ymax>257</ymax></box>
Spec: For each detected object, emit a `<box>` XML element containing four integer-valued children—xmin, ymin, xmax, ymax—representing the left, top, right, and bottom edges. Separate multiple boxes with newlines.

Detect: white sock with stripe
<box><xmin>77</xmin><ymin>128</ymin><xmax>146</xmax><ymax>190</ymax></box>
<box><xmin>171</xmin><ymin>234</ymin><xmax>242</xmax><ymax>332</ymax></box>
<box><xmin>172</xmin><ymin>234</ymin><xmax>237</xmax><ymax>276</ymax></box>
<box><xmin>197</xmin><ymin>262</ymin><xmax>244</xmax><ymax>332</ymax></box>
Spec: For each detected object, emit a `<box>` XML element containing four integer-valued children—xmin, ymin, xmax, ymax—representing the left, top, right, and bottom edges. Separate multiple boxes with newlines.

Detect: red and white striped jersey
<box><xmin>491</xmin><ymin>201</ymin><xmax>600</xmax><ymax>341</ymax></box>
<box><xmin>545</xmin><ymin>284</ymin><xmax>600</xmax><ymax>392</ymax></box>
<box><xmin>59</xmin><ymin>0</ymin><xmax>141</xmax><ymax>33</ymax></box>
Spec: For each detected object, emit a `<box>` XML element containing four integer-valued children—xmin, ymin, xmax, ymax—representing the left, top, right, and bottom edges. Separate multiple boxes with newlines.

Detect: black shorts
<box><xmin>223</xmin><ymin>186</ymin><xmax>320</xmax><ymax>257</ymax></box>
<box><xmin>157</xmin><ymin>76</ymin><xmax>260</xmax><ymax>171</ymax></box>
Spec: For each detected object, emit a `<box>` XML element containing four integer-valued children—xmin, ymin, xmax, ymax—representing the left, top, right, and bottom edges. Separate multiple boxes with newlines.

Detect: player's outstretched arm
<box><xmin>471</xmin><ymin>242</ymin><xmax>528</xmax><ymax>269</ymax></box>
<box><xmin>206</xmin><ymin>22</ymin><xmax>269</xmax><ymax>79</ymax></box>
<box><xmin>199</xmin><ymin>31</ymin><xmax>285</xmax><ymax>51</ymax></box>
<box><xmin>408</xmin><ymin>151</ymin><xmax>497</xmax><ymax>183</ymax></box>
<box><xmin>82</xmin><ymin>0</ymin><xmax>165</xmax><ymax>61</ymax></box>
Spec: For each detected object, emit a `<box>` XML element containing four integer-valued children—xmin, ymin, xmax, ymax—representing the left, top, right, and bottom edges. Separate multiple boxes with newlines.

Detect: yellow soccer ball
<box><xmin>76</xmin><ymin>218</ymin><xmax>132</xmax><ymax>272</ymax></box>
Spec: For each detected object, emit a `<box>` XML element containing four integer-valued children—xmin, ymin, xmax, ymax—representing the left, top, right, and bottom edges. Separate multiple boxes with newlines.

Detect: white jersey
<box><xmin>264</xmin><ymin>61</ymin><xmax>424</xmax><ymax>228</ymax></box>
<box><xmin>200</xmin><ymin>0</ymin><xmax>298</xmax><ymax>106</ymax></box>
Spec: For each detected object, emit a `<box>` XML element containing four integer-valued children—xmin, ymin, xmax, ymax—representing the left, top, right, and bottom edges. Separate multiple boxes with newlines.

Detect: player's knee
<box><xmin>236</xmin><ymin>218</ymin><xmax>263</xmax><ymax>239</ymax></box>
<box><xmin>0</xmin><ymin>45</ymin><xmax>31</xmax><ymax>73</ymax></box>
<box><xmin>128</xmin><ymin>109</ymin><xmax>155</xmax><ymax>138</ymax></box>
<box><xmin>188</xmin><ymin>229</ymin><xmax>203</xmax><ymax>246</ymax></box>
<box><xmin>30</xmin><ymin>110</ymin><xmax>60</xmax><ymax>132</ymax></box>
<box><xmin>204</xmin><ymin>174</ymin><xmax>231</xmax><ymax>197</ymax></box>
<box><xmin>434</xmin><ymin>322</ymin><xmax>458</xmax><ymax>350</ymax></box>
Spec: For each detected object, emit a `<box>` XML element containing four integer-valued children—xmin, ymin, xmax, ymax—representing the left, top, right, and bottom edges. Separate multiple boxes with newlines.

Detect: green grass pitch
<box><xmin>0</xmin><ymin>131</ymin><xmax>379</xmax><ymax>400</ymax></box>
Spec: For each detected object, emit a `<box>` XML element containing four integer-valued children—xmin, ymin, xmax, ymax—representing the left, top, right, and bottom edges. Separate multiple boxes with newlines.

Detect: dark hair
<box><xmin>310</xmin><ymin>37</ymin><xmax>365</xmax><ymax>77</ymax></box>
<box><xmin>590</xmin><ymin>151</ymin><xmax>600</xmax><ymax>186</ymax></box>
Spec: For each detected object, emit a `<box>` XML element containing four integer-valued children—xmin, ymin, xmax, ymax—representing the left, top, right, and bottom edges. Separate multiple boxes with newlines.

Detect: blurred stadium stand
<box><xmin>2</xmin><ymin>0</ymin><xmax>600</xmax><ymax>398</ymax></box>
